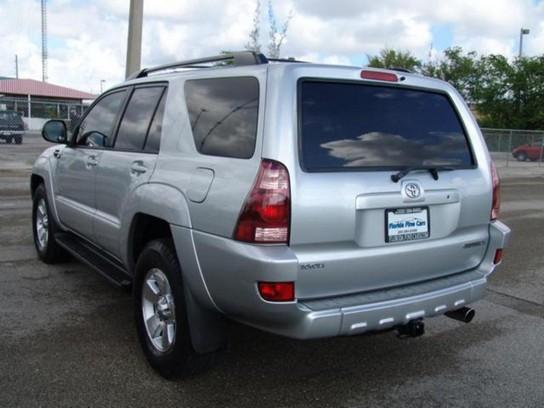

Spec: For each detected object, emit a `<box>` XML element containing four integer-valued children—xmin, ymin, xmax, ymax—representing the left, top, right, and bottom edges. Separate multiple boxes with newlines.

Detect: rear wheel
<box><xmin>32</xmin><ymin>184</ymin><xmax>67</xmax><ymax>263</ymax></box>
<box><xmin>516</xmin><ymin>152</ymin><xmax>527</xmax><ymax>161</ymax></box>
<box><xmin>14</xmin><ymin>135</ymin><xmax>22</xmax><ymax>144</ymax></box>
<box><xmin>134</xmin><ymin>239</ymin><xmax>215</xmax><ymax>379</ymax></box>
<box><xmin>6</xmin><ymin>136</ymin><xmax>12</xmax><ymax>144</ymax></box>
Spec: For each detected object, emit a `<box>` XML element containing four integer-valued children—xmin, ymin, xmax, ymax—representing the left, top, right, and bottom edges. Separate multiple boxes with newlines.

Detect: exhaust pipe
<box><xmin>445</xmin><ymin>307</ymin><xmax>475</xmax><ymax>323</ymax></box>
<box><xmin>397</xmin><ymin>319</ymin><xmax>425</xmax><ymax>338</ymax></box>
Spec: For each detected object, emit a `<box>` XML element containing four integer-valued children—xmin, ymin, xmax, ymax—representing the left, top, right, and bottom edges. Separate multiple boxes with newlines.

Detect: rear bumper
<box><xmin>192</xmin><ymin>221</ymin><xmax>511</xmax><ymax>339</ymax></box>
<box><xmin>0</xmin><ymin>130</ymin><xmax>24</xmax><ymax>136</ymax></box>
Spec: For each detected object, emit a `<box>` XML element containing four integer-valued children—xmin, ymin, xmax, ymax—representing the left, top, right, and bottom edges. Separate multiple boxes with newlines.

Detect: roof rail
<box><xmin>128</xmin><ymin>51</ymin><xmax>270</xmax><ymax>79</ymax></box>
<box><xmin>387</xmin><ymin>66</ymin><xmax>412</xmax><ymax>73</ymax></box>
<box><xmin>268</xmin><ymin>57</ymin><xmax>306</xmax><ymax>63</ymax></box>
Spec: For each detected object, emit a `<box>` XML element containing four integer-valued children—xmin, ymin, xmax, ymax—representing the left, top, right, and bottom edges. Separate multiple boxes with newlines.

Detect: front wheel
<box><xmin>134</xmin><ymin>239</ymin><xmax>215</xmax><ymax>379</ymax></box>
<box><xmin>14</xmin><ymin>135</ymin><xmax>22</xmax><ymax>144</ymax></box>
<box><xmin>32</xmin><ymin>184</ymin><xmax>66</xmax><ymax>263</ymax></box>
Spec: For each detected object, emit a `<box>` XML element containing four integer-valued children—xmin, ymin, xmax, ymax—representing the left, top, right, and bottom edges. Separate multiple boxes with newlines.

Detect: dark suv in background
<box><xmin>0</xmin><ymin>110</ymin><xmax>24</xmax><ymax>144</ymax></box>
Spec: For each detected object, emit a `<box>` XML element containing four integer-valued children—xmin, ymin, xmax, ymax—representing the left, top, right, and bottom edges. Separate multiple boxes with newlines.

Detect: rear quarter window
<box><xmin>299</xmin><ymin>80</ymin><xmax>474</xmax><ymax>171</ymax></box>
<box><xmin>184</xmin><ymin>77</ymin><xmax>259</xmax><ymax>159</ymax></box>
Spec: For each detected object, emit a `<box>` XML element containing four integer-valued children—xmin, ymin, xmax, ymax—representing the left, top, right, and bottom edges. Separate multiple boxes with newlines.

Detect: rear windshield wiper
<box><xmin>391</xmin><ymin>167</ymin><xmax>455</xmax><ymax>183</ymax></box>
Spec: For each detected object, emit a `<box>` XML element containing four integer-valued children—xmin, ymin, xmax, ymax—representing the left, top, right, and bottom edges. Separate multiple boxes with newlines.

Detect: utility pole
<box><xmin>100</xmin><ymin>80</ymin><xmax>106</xmax><ymax>93</ymax></box>
<box><xmin>519</xmin><ymin>28</ymin><xmax>530</xmax><ymax>58</ymax></box>
<box><xmin>125</xmin><ymin>0</ymin><xmax>143</xmax><ymax>78</ymax></box>
<box><xmin>41</xmin><ymin>0</ymin><xmax>48</xmax><ymax>82</ymax></box>
<box><xmin>15</xmin><ymin>54</ymin><xmax>19</xmax><ymax>79</ymax></box>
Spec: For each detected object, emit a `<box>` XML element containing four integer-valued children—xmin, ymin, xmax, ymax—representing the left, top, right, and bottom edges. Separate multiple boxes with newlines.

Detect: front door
<box><xmin>54</xmin><ymin>90</ymin><xmax>128</xmax><ymax>240</ymax></box>
<box><xmin>54</xmin><ymin>147</ymin><xmax>100</xmax><ymax>239</ymax></box>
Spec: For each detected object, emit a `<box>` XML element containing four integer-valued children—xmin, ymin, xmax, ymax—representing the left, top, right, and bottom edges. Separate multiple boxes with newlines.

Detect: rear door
<box><xmin>93</xmin><ymin>85</ymin><xmax>166</xmax><ymax>257</ymax></box>
<box><xmin>289</xmin><ymin>79</ymin><xmax>490</xmax><ymax>299</ymax></box>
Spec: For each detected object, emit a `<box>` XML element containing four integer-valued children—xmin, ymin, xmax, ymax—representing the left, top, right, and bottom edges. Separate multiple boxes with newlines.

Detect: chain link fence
<box><xmin>481</xmin><ymin>128</ymin><xmax>544</xmax><ymax>167</ymax></box>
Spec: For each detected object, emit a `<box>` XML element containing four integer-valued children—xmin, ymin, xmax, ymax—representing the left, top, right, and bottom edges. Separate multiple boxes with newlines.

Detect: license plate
<box><xmin>386</xmin><ymin>207</ymin><xmax>429</xmax><ymax>243</ymax></box>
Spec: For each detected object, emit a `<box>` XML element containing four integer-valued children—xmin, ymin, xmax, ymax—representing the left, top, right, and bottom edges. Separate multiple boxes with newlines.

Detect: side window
<box><xmin>115</xmin><ymin>86</ymin><xmax>165</xmax><ymax>151</ymax></box>
<box><xmin>76</xmin><ymin>91</ymin><xmax>126</xmax><ymax>148</ymax></box>
<box><xmin>184</xmin><ymin>77</ymin><xmax>259</xmax><ymax>159</ymax></box>
<box><xmin>144</xmin><ymin>92</ymin><xmax>166</xmax><ymax>153</ymax></box>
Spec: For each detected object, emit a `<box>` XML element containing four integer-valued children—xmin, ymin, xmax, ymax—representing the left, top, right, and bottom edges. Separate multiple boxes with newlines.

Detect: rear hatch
<box><xmin>288</xmin><ymin>77</ymin><xmax>491</xmax><ymax>299</ymax></box>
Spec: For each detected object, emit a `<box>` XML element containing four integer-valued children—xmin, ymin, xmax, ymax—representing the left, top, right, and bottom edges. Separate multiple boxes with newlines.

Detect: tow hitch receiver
<box><xmin>397</xmin><ymin>319</ymin><xmax>425</xmax><ymax>338</ymax></box>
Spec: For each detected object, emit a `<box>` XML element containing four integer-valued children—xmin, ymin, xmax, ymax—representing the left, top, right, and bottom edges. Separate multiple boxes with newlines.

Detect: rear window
<box><xmin>115</xmin><ymin>86</ymin><xmax>165</xmax><ymax>151</ymax></box>
<box><xmin>0</xmin><ymin>111</ymin><xmax>20</xmax><ymax>121</ymax></box>
<box><xmin>299</xmin><ymin>81</ymin><xmax>474</xmax><ymax>171</ymax></box>
<box><xmin>185</xmin><ymin>77</ymin><xmax>259</xmax><ymax>159</ymax></box>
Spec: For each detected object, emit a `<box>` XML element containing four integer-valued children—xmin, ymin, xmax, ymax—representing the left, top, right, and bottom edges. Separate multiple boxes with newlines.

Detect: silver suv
<box><xmin>32</xmin><ymin>52</ymin><xmax>511</xmax><ymax>378</ymax></box>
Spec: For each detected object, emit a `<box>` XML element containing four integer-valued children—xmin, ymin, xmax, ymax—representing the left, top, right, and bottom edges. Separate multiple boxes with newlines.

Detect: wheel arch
<box><xmin>128</xmin><ymin>215</ymin><xmax>227</xmax><ymax>354</ymax></box>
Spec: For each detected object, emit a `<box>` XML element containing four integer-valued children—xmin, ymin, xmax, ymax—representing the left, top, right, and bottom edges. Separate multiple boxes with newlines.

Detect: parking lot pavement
<box><xmin>1</xmin><ymin>133</ymin><xmax>543</xmax><ymax>408</ymax></box>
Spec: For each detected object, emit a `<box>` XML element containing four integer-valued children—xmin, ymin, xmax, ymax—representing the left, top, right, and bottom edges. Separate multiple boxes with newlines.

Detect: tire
<box><xmin>134</xmin><ymin>239</ymin><xmax>215</xmax><ymax>379</ymax></box>
<box><xmin>32</xmin><ymin>184</ymin><xmax>67</xmax><ymax>263</ymax></box>
<box><xmin>14</xmin><ymin>135</ymin><xmax>22</xmax><ymax>144</ymax></box>
<box><xmin>516</xmin><ymin>152</ymin><xmax>527</xmax><ymax>161</ymax></box>
<box><xmin>6</xmin><ymin>136</ymin><xmax>12</xmax><ymax>144</ymax></box>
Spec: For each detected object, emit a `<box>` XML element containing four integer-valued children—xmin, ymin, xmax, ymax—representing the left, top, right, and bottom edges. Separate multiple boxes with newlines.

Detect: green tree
<box><xmin>367</xmin><ymin>49</ymin><xmax>421</xmax><ymax>71</ymax></box>
<box><xmin>422</xmin><ymin>47</ymin><xmax>480</xmax><ymax>101</ymax></box>
<box><xmin>475</xmin><ymin>55</ymin><xmax>544</xmax><ymax>129</ymax></box>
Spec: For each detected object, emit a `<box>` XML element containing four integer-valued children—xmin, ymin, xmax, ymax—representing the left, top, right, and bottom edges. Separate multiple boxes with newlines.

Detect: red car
<box><xmin>512</xmin><ymin>143</ymin><xmax>544</xmax><ymax>161</ymax></box>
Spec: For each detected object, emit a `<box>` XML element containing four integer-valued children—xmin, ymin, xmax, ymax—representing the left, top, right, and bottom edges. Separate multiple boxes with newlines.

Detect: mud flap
<box><xmin>184</xmin><ymin>285</ymin><xmax>227</xmax><ymax>354</ymax></box>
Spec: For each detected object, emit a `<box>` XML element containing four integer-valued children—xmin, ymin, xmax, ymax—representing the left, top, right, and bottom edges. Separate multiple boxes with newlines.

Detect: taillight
<box><xmin>360</xmin><ymin>70</ymin><xmax>398</xmax><ymax>82</ymax></box>
<box><xmin>493</xmin><ymin>249</ymin><xmax>503</xmax><ymax>264</ymax></box>
<box><xmin>491</xmin><ymin>161</ymin><xmax>500</xmax><ymax>220</ymax></box>
<box><xmin>234</xmin><ymin>159</ymin><xmax>290</xmax><ymax>243</ymax></box>
<box><xmin>258</xmin><ymin>282</ymin><xmax>295</xmax><ymax>302</ymax></box>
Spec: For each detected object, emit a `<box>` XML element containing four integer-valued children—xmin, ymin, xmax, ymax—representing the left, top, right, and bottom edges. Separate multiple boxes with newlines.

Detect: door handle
<box><xmin>53</xmin><ymin>149</ymin><xmax>62</xmax><ymax>159</ymax></box>
<box><xmin>86</xmin><ymin>155</ymin><xmax>98</xmax><ymax>167</ymax></box>
<box><xmin>130</xmin><ymin>161</ymin><xmax>147</xmax><ymax>175</ymax></box>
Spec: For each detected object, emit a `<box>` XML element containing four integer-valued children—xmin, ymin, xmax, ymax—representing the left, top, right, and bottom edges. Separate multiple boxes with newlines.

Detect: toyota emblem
<box><xmin>404</xmin><ymin>183</ymin><xmax>421</xmax><ymax>199</ymax></box>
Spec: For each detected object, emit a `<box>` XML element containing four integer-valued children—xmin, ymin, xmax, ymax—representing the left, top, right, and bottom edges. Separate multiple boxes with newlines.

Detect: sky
<box><xmin>0</xmin><ymin>0</ymin><xmax>543</xmax><ymax>94</ymax></box>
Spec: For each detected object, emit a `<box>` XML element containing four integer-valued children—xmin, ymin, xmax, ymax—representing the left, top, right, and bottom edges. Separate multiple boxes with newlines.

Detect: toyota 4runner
<box><xmin>32</xmin><ymin>52</ymin><xmax>511</xmax><ymax>378</ymax></box>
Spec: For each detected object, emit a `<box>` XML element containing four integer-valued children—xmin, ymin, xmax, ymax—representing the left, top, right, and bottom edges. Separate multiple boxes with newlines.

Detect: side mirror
<box><xmin>42</xmin><ymin>119</ymin><xmax>67</xmax><ymax>144</ymax></box>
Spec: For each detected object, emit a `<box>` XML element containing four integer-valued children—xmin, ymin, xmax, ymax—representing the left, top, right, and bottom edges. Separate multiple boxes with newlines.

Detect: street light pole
<box><xmin>519</xmin><ymin>28</ymin><xmax>530</xmax><ymax>58</ymax></box>
<box><xmin>125</xmin><ymin>0</ymin><xmax>144</xmax><ymax>78</ymax></box>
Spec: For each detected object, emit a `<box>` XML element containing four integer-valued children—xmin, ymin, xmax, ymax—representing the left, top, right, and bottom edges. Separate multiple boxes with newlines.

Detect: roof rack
<box><xmin>128</xmin><ymin>51</ymin><xmax>270</xmax><ymax>79</ymax></box>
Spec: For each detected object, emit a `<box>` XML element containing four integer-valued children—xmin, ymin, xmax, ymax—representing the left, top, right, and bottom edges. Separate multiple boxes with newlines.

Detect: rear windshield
<box><xmin>299</xmin><ymin>81</ymin><xmax>474</xmax><ymax>171</ymax></box>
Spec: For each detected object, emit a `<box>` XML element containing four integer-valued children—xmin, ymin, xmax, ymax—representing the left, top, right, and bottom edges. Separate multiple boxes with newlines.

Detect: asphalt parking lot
<box><xmin>1</xmin><ymin>133</ymin><xmax>544</xmax><ymax>407</ymax></box>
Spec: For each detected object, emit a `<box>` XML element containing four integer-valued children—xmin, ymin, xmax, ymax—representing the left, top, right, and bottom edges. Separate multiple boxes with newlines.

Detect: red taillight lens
<box><xmin>258</xmin><ymin>282</ymin><xmax>295</xmax><ymax>302</ymax></box>
<box><xmin>360</xmin><ymin>70</ymin><xmax>398</xmax><ymax>82</ymax></box>
<box><xmin>234</xmin><ymin>159</ymin><xmax>290</xmax><ymax>243</ymax></box>
<box><xmin>491</xmin><ymin>161</ymin><xmax>500</xmax><ymax>220</ymax></box>
<box><xmin>493</xmin><ymin>249</ymin><xmax>503</xmax><ymax>264</ymax></box>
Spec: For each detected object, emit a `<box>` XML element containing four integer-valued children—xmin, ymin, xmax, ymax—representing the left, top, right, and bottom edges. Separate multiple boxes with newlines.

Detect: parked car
<box><xmin>31</xmin><ymin>52</ymin><xmax>511</xmax><ymax>379</ymax></box>
<box><xmin>512</xmin><ymin>143</ymin><xmax>544</xmax><ymax>161</ymax></box>
<box><xmin>0</xmin><ymin>110</ymin><xmax>24</xmax><ymax>144</ymax></box>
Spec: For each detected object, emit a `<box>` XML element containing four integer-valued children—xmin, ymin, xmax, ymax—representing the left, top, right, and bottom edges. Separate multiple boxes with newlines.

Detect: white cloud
<box><xmin>0</xmin><ymin>0</ymin><xmax>543</xmax><ymax>94</ymax></box>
